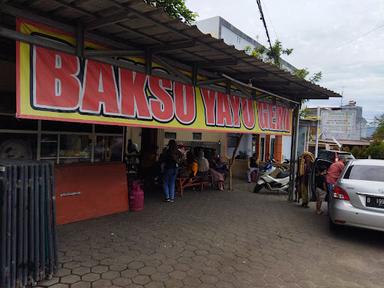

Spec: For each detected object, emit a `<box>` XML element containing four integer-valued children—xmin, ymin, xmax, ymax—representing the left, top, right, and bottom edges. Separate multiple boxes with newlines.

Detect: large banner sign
<box><xmin>17</xmin><ymin>19</ymin><xmax>292</xmax><ymax>135</ymax></box>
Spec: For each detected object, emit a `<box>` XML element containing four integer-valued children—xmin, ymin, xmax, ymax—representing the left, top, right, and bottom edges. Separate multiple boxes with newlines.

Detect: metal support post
<box><xmin>315</xmin><ymin>106</ymin><xmax>320</xmax><ymax>158</ymax></box>
<box><xmin>288</xmin><ymin>104</ymin><xmax>300</xmax><ymax>201</ymax></box>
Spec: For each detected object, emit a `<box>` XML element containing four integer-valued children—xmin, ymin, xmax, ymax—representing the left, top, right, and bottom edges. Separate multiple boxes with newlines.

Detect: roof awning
<box><xmin>0</xmin><ymin>0</ymin><xmax>341</xmax><ymax>103</ymax></box>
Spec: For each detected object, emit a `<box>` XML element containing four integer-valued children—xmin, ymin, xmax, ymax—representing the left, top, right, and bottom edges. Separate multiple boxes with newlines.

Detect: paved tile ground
<box><xmin>36</xmin><ymin>182</ymin><xmax>384</xmax><ymax>288</ymax></box>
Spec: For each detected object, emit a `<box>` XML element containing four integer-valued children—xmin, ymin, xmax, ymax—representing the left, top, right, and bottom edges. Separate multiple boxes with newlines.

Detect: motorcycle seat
<box><xmin>276</xmin><ymin>171</ymin><xmax>290</xmax><ymax>179</ymax></box>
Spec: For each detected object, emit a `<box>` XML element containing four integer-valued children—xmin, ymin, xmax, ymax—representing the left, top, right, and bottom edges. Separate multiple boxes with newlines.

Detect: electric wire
<box><xmin>255</xmin><ymin>0</ymin><xmax>273</xmax><ymax>51</ymax></box>
<box><xmin>336</xmin><ymin>23</ymin><xmax>384</xmax><ymax>49</ymax></box>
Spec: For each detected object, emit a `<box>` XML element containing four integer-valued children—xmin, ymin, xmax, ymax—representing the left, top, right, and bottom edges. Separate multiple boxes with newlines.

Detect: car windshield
<box><xmin>344</xmin><ymin>165</ymin><xmax>384</xmax><ymax>182</ymax></box>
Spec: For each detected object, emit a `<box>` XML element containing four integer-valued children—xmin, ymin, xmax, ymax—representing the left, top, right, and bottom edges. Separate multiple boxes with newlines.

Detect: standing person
<box><xmin>315</xmin><ymin>166</ymin><xmax>328</xmax><ymax>215</ymax></box>
<box><xmin>161</xmin><ymin>140</ymin><xmax>182</xmax><ymax>203</ymax></box>
<box><xmin>298</xmin><ymin>153</ymin><xmax>314</xmax><ymax>208</ymax></box>
<box><xmin>326</xmin><ymin>156</ymin><xmax>346</xmax><ymax>194</ymax></box>
<box><xmin>247</xmin><ymin>153</ymin><xmax>259</xmax><ymax>183</ymax></box>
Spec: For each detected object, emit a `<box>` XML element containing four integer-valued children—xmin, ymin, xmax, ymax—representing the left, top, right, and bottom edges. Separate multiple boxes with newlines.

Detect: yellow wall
<box><xmin>161</xmin><ymin>129</ymin><xmax>227</xmax><ymax>156</ymax></box>
<box><xmin>124</xmin><ymin>127</ymin><xmax>228</xmax><ymax>157</ymax></box>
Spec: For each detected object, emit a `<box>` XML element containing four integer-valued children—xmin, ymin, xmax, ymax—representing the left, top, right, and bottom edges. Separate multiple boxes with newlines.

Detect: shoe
<box><xmin>165</xmin><ymin>199</ymin><xmax>170</xmax><ymax>202</ymax></box>
<box><xmin>301</xmin><ymin>203</ymin><xmax>309</xmax><ymax>208</ymax></box>
<box><xmin>170</xmin><ymin>199</ymin><xmax>174</xmax><ymax>203</ymax></box>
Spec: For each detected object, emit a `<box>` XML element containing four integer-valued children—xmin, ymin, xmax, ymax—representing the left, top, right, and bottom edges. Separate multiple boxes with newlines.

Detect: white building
<box><xmin>196</xmin><ymin>16</ymin><xmax>295</xmax><ymax>161</ymax></box>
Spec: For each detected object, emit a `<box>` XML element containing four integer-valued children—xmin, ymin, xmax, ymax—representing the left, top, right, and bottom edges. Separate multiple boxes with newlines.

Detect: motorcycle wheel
<box><xmin>253</xmin><ymin>184</ymin><xmax>264</xmax><ymax>193</ymax></box>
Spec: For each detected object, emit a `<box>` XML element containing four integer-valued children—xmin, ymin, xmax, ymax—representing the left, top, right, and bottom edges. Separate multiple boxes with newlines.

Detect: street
<box><xmin>37</xmin><ymin>183</ymin><xmax>384</xmax><ymax>288</ymax></box>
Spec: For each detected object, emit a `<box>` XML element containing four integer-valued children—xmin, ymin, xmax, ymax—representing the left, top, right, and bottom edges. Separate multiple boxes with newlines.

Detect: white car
<box><xmin>329</xmin><ymin>159</ymin><xmax>384</xmax><ymax>232</ymax></box>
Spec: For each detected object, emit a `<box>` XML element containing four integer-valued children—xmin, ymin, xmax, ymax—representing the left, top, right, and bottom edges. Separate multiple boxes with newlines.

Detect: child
<box><xmin>315</xmin><ymin>166</ymin><xmax>328</xmax><ymax>215</ymax></box>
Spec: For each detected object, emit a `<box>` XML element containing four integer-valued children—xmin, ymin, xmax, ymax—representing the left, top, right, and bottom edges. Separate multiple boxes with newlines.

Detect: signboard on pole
<box><xmin>16</xmin><ymin>19</ymin><xmax>292</xmax><ymax>135</ymax></box>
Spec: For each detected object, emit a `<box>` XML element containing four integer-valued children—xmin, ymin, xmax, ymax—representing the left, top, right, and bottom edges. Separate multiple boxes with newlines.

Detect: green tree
<box><xmin>372</xmin><ymin>114</ymin><xmax>384</xmax><ymax>141</ymax></box>
<box><xmin>144</xmin><ymin>0</ymin><xmax>198</xmax><ymax>24</ymax></box>
<box><xmin>245</xmin><ymin>41</ymin><xmax>322</xmax><ymax>83</ymax></box>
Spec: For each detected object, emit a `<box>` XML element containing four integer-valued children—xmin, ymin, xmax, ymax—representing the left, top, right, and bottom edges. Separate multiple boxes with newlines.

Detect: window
<box><xmin>344</xmin><ymin>165</ymin><xmax>384</xmax><ymax>182</ymax></box>
<box><xmin>165</xmin><ymin>132</ymin><xmax>176</xmax><ymax>139</ymax></box>
<box><xmin>94</xmin><ymin>135</ymin><xmax>123</xmax><ymax>162</ymax></box>
<box><xmin>228</xmin><ymin>134</ymin><xmax>239</xmax><ymax>148</ymax></box>
<box><xmin>0</xmin><ymin>133</ymin><xmax>37</xmax><ymax>160</ymax></box>
<box><xmin>59</xmin><ymin>134</ymin><xmax>92</xmax><ymax>164</ymax></box>
<box><xmin>0</xmin><ymin>115</ymin><xmax>124</xmax><ymax>163</ymax></box>
<box><xmin>192</xmin><ymin>132</ymin><xmax>202</xmax><ymax>140</ymax></box>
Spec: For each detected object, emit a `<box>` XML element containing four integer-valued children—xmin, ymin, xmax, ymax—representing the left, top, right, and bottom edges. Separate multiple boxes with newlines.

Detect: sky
<box><xmin>185</xmin><ymin>0</ymin><xmax>384</xmax><ymax>123</ymax></box>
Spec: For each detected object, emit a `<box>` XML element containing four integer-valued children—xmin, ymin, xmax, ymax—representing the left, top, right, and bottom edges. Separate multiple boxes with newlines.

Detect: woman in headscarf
<box><xmin>298</xmin><ymin>152</ymin><xmax>315</xmax><ymax>208</ymax></box>
<box><xmin>161</xmin><ymin>139</ymin><xmax>182</xmax><ymax>202</ymax></box>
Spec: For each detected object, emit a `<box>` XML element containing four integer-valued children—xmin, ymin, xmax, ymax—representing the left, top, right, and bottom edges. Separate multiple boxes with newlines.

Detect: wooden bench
<box><xmin>176</xmin><ymin>176</ymin><xmax>211</xmax><ymax>197</ymax></box>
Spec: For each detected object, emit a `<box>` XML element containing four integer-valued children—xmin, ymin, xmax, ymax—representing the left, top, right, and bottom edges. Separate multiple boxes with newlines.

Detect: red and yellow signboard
<box><xmin>16</xmin><ymin>19</ymin><xmax>292</xmax><ymax>135</ymax></box>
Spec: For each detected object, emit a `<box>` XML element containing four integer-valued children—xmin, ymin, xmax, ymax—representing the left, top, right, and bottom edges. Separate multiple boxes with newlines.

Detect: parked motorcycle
<box><xmin>253</xmin><ymin>166</ymin><xmax>290</xmax><ymax>193</ymax></box>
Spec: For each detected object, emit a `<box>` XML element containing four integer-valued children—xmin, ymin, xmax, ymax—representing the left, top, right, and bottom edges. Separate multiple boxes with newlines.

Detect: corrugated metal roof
<box><xmin>3</xmin><ymin>0</ymin><xmax>341</xmax><ymax>101</ymax></box>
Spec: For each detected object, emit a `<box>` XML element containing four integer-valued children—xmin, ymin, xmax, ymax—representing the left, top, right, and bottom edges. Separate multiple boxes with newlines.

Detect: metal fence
<box><xmin>0</xmin><ymin>160</ymin><xmax>57</xmax><ymax>288</ymax></box>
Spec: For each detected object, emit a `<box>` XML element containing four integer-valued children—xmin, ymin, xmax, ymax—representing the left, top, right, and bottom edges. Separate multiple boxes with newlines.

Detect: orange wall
<box><xmin>55</xmin><ymin>162</ymin><xmax>128</xmax><ymax>225</ymax></box>
<box><xmin>274</xmin><ymin>136</ymin><xmax>283</xmax><ymax>162</ymax></box>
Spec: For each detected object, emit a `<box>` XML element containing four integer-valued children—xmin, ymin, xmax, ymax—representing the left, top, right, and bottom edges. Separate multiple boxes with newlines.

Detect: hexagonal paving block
<box><xmin>128</xmin><ymin>261</ymin><xmax>145</xmax><ymax>270</ymax></box>
<box><xmin>109</xmin><ymin>264</ymin><xmax>127</xmax><ymax>272</ymax></box>
<box><xmin>138</xmin><ymin>266</ymin><xmax>157</xmax><ymax>276</ymax></box>
<box><xmin>101</xmin><ymin>270</ymin><xmax>120</xmax><ymax>280</ymax></box>
<box><xmin>63</xmin><ymin>261</ymin><xmax>81</xmax><ymax>269</ymax></box>
<box><xmin>200</xmin><ymin>274</ymin><xmax>219</xmax><ymax>284</ymax></box>
<box><xmin>56</xmin><ymin>268</ymin><xmax>71</xmax><ymax>277</ymax></box>
<box><xmin>169</xmin><ymin>271</ymin><xmax>186</xmax><ymax>280</ymax></box>
<box><xmin>91</xmin><ymin>265</ymin><xmax>109</xmax><ymax>274</ymax></box>
<box><xmin>112</xmin><ymin>277</ymin><xmax>133</xmax><ymax>286</ymax></box>
<box><xmin>91</xmin><ymin>279</ymin><xmax>112</xmax><ymax>288</ymax></box>
<box><xmin>60</xmin><ymin>274</ymin><xmax>81</xmax><ymax>284</ymax></box>
<box><xmin>150</xmin><ymin>272</ymin><xmax>169</xmax><ymax>282</ymax></box>
<box><xmin>182</xmin><ymin>275</ymin><xmax>202</xmax><ymax>287</ymax></box>
<box><xmin>145</xmin><ymin>281</ymin><xmax>164</xmax><ymax>288</ymax></box>
<box><xmin>157</xmin><ymin>264</ymin><xmax>173</xmax><ymax>273</ymax></box>
<box><xmin>82</xmin><ymin>273</ymin><xmax>100</xmax><ymax>282</ymax></box>
<box><xmin>71</xmin><ymin>281</ymin><xmax>91</xmax><ymax>288</ymax></box>
<box><xmin>132</xmin><ymin>275</ymin><xmax>151</xmax><ymax>285</ymax></box>
<box><xmin>72</xmin><ymin>267</ymin><xmax>91</xmax><ymax>276</ymax></box>
<box><xmin>49</xmin><ymin>284</ymin><xmax>69</xmax><ymax>288</ymax></box>
<box><xmin>121</xmin><ymin>269</ymin><xmax>138</xmax><ymax>278</ymax></box>
<box><xmin>215</xmin><ymin>281</ymin><xmax>235</xmax><ymax>288</ymax></box>
<box><xmin>173</xmin><ymin>263</ymin><xmax>190</xmax><ymax>272</ymax></box>
<box><xmin>162</xmin><ymin>279</ymin><xmax>183</xmax><ymax>288</ymax></box>
<box><xmin>80</xmin><ymin>260</ymin><xmax>99</xmax><ymax>267</ymax></box>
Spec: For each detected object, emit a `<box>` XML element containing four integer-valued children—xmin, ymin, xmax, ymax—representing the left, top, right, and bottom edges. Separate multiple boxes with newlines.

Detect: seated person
<box><xmin>209</xmin><ymin>155</ymin><xmax>227</xmax><ymax>191</ymax></box>
<box><xmin>247</xmin><ymin>153</ymin><xmax>259</xmax><ymax>183</ymax></box>
<box><xmin>197</xmin><ymin>150</ymin><xmax>210</xmax><ymax>178</ymax></box>
<box><xmin>212</xmin><ymin>155</ymin><xmax>228</xmax><ymax>175</ymax></box>
<box><xmin>180</xmin><ymin>151</ymin><xmax>198</xmax><ymax>178</ymax></box>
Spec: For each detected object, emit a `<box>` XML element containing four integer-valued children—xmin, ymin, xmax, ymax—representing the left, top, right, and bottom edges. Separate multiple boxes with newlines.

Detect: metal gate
<box><xmin>0</xmin><ymin>161</ymin><xmax>57</xmax><ymax>288</ymax></box>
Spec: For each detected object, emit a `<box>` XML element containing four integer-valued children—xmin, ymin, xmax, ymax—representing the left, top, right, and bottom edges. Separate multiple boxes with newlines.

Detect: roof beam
<box><xmin>152</xmin><ymin>55</ymin><xmax>192</xmax><ymax>84</ymax></box>
<box><xmin>222</xmin><ymin>74</ymin><xmax>300</xmax><ymax>104</ymax></box>
<box><xmin>199</xmin><ymin>59</ymin><xmax>238</xmax><ymax>68</ymax></box>
<box><xmin>84</xmin><ymin>49</ymin><xmax>145</xmax><ymax>57</ymax></box>
<box><xmin>151</xmin><ymin>40</ymin><xmax>196</xmax><ymax>52</ymax></box>
<box><xmin>0</xmin><ymin>26</ymin><xmax>75</xmax><ymax>54</ymax></box>
<box><xmin>197</xmin><ymin>78</ymin><xmax>226</xmax><ymax>86</ymax></box>
<box><xmin>85</xmin><ymin>12</ymin><xmax>130</xmax><ymax>31</ymax></box>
